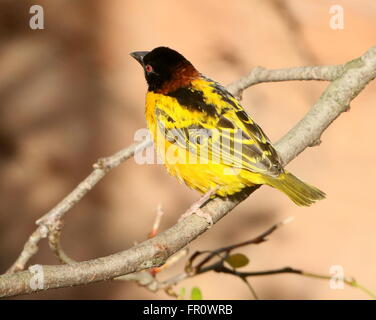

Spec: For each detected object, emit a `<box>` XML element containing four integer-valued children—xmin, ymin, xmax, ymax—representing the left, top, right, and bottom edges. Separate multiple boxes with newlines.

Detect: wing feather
<box><xmin>154</xmin><ymin>79</ymin><xmax>283</xmax><ymax>177</ymax></box>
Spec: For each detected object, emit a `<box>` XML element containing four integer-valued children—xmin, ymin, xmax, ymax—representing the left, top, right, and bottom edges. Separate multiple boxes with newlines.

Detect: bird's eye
<box><xmin>145</xmin><ymin>64</ymin><xmax>153</xmax><ymax>73</ymax></box>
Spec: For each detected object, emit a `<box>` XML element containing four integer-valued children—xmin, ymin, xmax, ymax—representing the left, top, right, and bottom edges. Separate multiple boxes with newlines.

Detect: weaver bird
<box><xmin>131</xmin><ymin>47</ymin><xmax>325</xmax><ymax>221</ymax></box>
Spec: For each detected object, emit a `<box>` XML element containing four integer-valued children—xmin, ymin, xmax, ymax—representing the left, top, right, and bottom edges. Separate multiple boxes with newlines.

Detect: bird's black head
<box><xmin>130</xmin><ymin>47</ymin><xmax>199</xmax><ymax>93</ymax></box>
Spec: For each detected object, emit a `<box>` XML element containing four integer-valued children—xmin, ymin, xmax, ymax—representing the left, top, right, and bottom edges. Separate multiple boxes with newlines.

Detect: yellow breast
<box><xmin>145</xmin><ymin>91</ymin><xmax>254</xmax><ymax>196</ymax></box>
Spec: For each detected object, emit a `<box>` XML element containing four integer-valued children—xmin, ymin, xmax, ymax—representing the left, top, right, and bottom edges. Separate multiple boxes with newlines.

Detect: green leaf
<box><xmin>190</xmin><ymin>286</ymin><xmax>202</xmax><ymax>300</ymax></box>
<box><xmin>225</xmin><ymin>253</ymin><xmax>249</xmax><ymax>268</ymax></box>
<box><xmin>179</xmin><ymin>287</ymin><xmax>186</xmax><ymax>300</ymax></box>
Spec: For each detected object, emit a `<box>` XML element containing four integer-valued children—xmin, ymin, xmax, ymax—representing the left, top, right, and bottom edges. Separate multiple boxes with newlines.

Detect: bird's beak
<box><xmin>130</xmin><ymin>51</ymin><xmax>149</xmax><ymax>66</ymax></box>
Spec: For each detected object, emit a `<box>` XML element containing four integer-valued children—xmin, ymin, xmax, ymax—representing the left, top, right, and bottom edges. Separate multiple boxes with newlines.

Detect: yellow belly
<box><xmin>145</xmin><ymin>91</ymin><xmax>262</xmax><ymax>197</ymax></box>
<box><xmin>166</xmin><ymin>162</ymin><xmax>249</xmax><ymax>196</ymax></box>
<box><xmin>159</xmin><ymin>140</ymin><xmax>262</xmax><ymax>197</ymax></box>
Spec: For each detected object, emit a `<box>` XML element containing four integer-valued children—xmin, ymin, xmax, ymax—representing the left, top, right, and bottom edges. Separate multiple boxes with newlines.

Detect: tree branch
<box><xmin>1</xmin><ymin>45</ymin><xmax>375</xmax><ymax>297</ymax></box>
<box><xmin>6</xmin><ymin>139</ymin><xmax>152</xmax><ymax>273</ymax></box>
<box><xmin>226</xmin><ymin>65</ymin><xmax>344</xmax><ymax>97</ymax></box>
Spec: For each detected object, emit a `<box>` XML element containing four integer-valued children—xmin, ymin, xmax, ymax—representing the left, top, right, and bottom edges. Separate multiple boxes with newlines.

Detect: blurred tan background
<box><xmin>1</xmin><ymin>0</ymin><xmax>375</xmax><ymax>299</ymax></box>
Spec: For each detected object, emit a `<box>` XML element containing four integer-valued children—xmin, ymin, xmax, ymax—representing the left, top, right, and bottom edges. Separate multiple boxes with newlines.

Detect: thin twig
<box><xmin>187</xmin><ymin>217</ymin><xmax>290</xmax><ymax>274</ymax></box>
<box><xmin>6</xmin><ymin>139</ymin><xmax>152</xmax><ymax>273</ymax></box>
<box><xmin>128</xmin><ymin>217</ymin><xmax>375</xmax><ymax>299</ymax></box>
<box><xmin>149</xmin><ymin>205</ymin><xmax>164</xmax><ymax>238</ymax></box>
<box><xmin>48</xmin><ymin>220</ymin><xmax>76</xmax><ymax>265</ymax></box>
<box><xmin>241</xmin><ymin>278</ymin><xmax>259</xmax><ymax>300</ymax></box>
<box><xmin>213</xmin><ymin>265</ymin><xmax>376</xmax><ymax>299</ymax></box>
<box><xmin>226</xmin><ymin>65</ymin><xmax>344</xmax><ymax>97</ymax></box>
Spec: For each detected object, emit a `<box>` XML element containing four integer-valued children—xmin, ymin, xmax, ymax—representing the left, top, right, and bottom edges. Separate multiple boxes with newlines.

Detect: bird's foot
<box><xmin>179</xmin><ymin>186</ymin><xmax>219</xmax><ymax>227</ymax></box>
<box><xmin>180</xmin><ymin>207</ymin><xmax>213</xmax><ymax>227</ymax></box>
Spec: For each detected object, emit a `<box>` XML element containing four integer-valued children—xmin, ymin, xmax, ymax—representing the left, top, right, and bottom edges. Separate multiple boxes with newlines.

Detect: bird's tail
<box><xmin>263</xmin><ymin>171</ymin><xmax>326</xmax><ymax>206</ymax></box>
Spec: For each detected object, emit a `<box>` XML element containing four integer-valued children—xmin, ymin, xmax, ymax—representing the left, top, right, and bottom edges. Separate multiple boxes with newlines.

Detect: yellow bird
<box><xmin>131</xmin><ymin>47</ymin><xmax>325</xmax><ymax>211</ymax></box>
